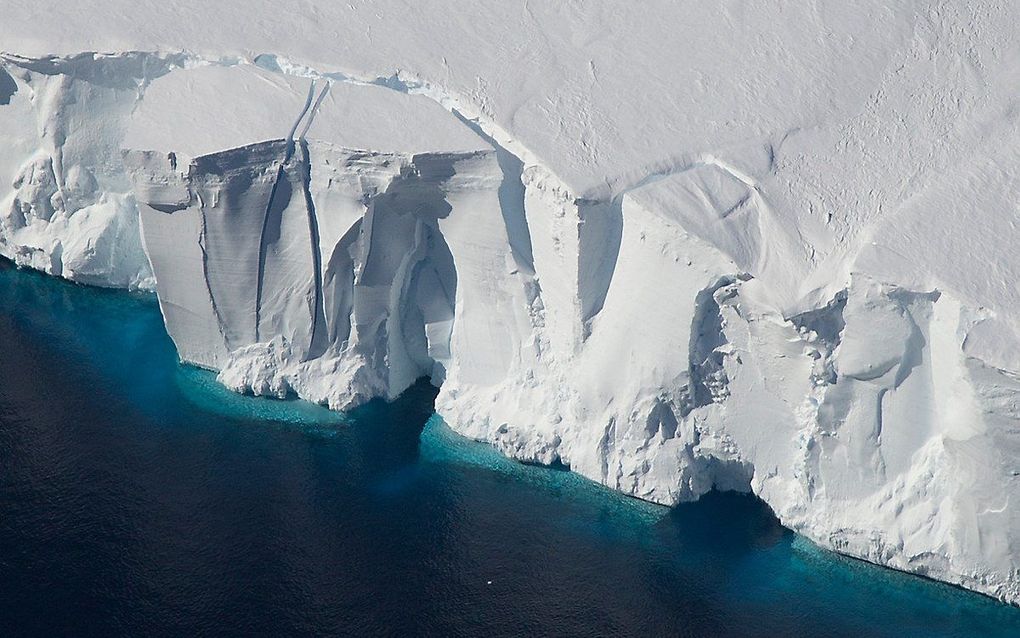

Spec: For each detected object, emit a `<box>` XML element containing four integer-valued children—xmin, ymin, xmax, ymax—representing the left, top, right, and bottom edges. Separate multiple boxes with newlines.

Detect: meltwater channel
<box><xmin>0</xmin><ymin>259</ymin><xmax>1018</xmax><ymax>637</ymax></box>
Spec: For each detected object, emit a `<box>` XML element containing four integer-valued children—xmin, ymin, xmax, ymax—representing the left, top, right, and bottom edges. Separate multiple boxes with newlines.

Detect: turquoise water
<box><xmin>0</xmin><ymin>259</ymin><xmax>1018</xmax><ymax>637</ymax></box>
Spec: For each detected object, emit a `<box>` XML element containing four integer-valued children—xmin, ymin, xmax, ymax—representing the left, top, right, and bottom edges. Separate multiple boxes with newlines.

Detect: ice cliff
<box><xmin>3</xmin><ymin>0</ymin><xmax>1020</xmax><ymax>606</ymax></box>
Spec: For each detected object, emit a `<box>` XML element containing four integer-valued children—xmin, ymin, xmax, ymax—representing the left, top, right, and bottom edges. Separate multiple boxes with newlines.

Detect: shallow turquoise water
<box><xmin>0</xmin><ymin>259</ymin><xmax>1018</xmax><ymax>637</ymax></box>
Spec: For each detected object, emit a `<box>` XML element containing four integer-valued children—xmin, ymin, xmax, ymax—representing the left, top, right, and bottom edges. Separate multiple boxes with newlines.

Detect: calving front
<box><xmin>2</xmin><ymin>41</ymin><xmax>1019</xmax><ymax>608</ymax></box>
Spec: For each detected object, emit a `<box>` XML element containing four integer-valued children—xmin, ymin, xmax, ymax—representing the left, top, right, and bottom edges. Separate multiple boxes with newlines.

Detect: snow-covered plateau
<box><xmin>3</xmin><ymin>0</ymin><xmax>1020</xmax><ymax>605</ymax></box>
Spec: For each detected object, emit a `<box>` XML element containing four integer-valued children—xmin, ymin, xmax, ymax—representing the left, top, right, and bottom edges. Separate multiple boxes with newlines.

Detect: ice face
<box><xmin>121</xmin><ymin>65</ymin><xmax>523</xmax><ymax>412</ymax></box>
<box><xmin>0</xmin><ymin>53</ymin><xmax>179</xmax><ymax>289</ymax></box>
<box><xmin>4</xmin><ymin>0</ymin><xmax>1020</xmax><ymax>606</ymax></box>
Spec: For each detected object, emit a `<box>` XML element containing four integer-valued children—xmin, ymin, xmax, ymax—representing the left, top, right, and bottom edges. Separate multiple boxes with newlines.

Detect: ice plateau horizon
<box><xmin>3</xmin><ymin>0</ymin><xmax>1020</xmax><ymax>608</ymax></box>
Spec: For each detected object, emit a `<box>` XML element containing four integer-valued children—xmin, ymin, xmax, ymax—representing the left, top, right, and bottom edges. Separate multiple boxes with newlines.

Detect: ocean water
<box><xmin>0</xmin><ymin>260</ymin><xmax>1018</xmax><ymax>638</ymax></box>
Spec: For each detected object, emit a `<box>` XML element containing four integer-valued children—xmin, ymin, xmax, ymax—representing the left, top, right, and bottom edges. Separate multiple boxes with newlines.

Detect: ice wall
<box><xmin>2</xmin><ymin>45</ymin><xmax>1020</xmax><ymax>607</ymax></box>
<box><xmin>0</xmin><ymin>53</ymin><xmax>187</xmax><ymax>288</ymax></box>
<box><xmin>120</xmin><ymin>65</ymin><xmax>531</xmax><ymax>410</ymax></box>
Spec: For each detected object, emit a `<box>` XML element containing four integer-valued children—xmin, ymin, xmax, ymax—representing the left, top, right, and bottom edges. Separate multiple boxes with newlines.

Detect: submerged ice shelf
<box><xmin>3</xmin><ymin>0</ymin><xmax>1020</xmax><ymax>608</ymax></box>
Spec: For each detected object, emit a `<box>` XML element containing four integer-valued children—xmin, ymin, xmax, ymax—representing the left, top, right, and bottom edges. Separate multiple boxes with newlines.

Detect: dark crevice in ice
<box><xmin>790</xmin><ymin>289</ymin><xmax>847</xmax><ymax>384</ymax></box>
<box><xmin>195</xmin><ymin>187</ymin><xmax>232</xmax><ymax>350</ymax></box>
<box><xmin>299</xmin><ymin>82</ymin><xmax>330</xmax><ymax>141</ymax></box>
<box><xmin>148</xmin><ymin>202</ymin><xmax>189</xmax><ymax>214</ymax></box>
<box><xmin>790</xmin><ymin>289</ymin><xmax>847</xmax><ymax>348</ymax></box>
<box><xmin>682</xmin><ymin>277</ymin><xmax>737</xmax><ymax>417</ymax></box>
<box><xmin>285</xmin><ymin>81</ymin><xmax>317</xmax><ymax>161</ymax></box>
<box><xmin>300</xmin><ymin>140</ymin><xmax>329</xmax><ymax>360</ymax></box>
<box><xmin>647</xmin><ymin>398</ymin><xmax>680</xmax><ymax>440</ymax></box>
<box><xmin>0</xmin><ymin>66</ymin><xmax>17</xmax><ymax>105</ymax></box>
<box><xmin>254</xmin><ymin>164</ymin><xmax>288</xmax><ymax>342</ymax></box>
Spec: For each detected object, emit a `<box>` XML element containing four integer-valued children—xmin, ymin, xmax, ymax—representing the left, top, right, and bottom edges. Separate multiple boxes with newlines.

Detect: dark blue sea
<box><xmin>0</xmin><ymin>259</ymin><xmax>1018</xmax><ymax>637</ymax></box>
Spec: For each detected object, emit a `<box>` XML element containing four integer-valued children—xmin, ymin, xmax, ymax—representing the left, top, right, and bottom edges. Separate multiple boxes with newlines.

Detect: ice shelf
<box><xmin>3</xmin><ymin>0</ymin><xmax>1020</xmax><ymax>605</ymax></box>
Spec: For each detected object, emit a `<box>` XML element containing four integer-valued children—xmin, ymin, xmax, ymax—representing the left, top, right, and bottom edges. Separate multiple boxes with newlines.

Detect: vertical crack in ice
<box><xmin>300</xmin><ymin>140</ymin><xmax>329</xmax><ymax>360</ymax></box>
<box><xmin>284</xmin><ymin>79</ymin><xmax>317</xmax><ymax>161</ymax></box>
<box><xmin>873</xmin><ymin>386</ymin><xmax>889</xmax><ymax>479</ymax></box>
<box><xmin>195</xmin><ymin>187</ymin><xmax>232</xmax><ymax>352</ymax></box>
<box><xmin>598</xmin><ymin>416</ymin><xmax>617</xmax><ymax>483</ymax></box>
<box><xmin>254</xmin><ymin>164</ymin><xmax>286</xmax><ymax>342</ymax></box>
<box><xmin>254</xmin><ymin>79</ymin><xmax>323</xmax><ymax>343</ymax></box>
<box><xmin>298</xmin><ymin>82</ymin><xmax>330</xmax><ymax>141</ymax></box>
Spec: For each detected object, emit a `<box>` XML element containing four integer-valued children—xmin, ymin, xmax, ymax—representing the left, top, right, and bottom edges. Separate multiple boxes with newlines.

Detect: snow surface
<box><xmin>3</xmin><ymin>0</ymin><xmax>1020</xmax><ymax>605</ymax></box>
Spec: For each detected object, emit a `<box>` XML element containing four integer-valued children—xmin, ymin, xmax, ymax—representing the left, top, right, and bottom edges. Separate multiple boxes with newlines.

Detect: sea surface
<box><xmin>0</xmin><ymin>260</ymin><xmax>1018</xmax><ymax>637</ymax></box>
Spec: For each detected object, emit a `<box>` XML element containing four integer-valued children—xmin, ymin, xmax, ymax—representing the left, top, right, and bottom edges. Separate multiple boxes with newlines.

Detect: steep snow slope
<box><xmin>3</xmin><ymin>0</ymin><xmax>1020</xmax><ymax>605</ymax></box>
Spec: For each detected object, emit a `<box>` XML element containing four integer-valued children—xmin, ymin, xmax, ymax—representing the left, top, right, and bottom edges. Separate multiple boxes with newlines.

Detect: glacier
<box><xmin>3</xmin><ymin>0</ymin><xmax>1020</xmax><ymax>606</ymax></box>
